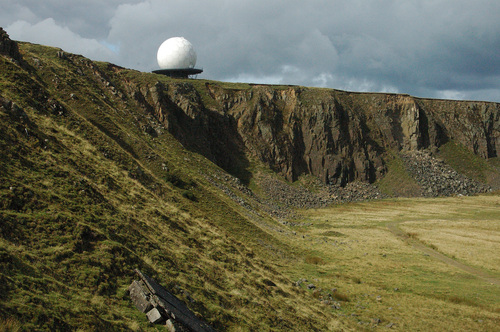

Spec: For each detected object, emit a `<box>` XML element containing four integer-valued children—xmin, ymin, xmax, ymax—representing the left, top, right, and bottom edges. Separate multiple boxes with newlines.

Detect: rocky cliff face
<box><xmin>0</xmin><ymin>28</ymin><xmax>22</xmax><ymax>63</ymax></box>
<box><xmin>5</xmin><ymin>29</ymin><xmax>498</xmax><ymax>188</ymax></box>
<box><xmin>127</xmin><ymin>78</ymin><xmax>499</xmax><ymax>186</ymax></box>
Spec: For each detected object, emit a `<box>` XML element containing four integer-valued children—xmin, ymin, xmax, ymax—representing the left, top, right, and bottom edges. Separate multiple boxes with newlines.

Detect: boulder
<box><xmin>146</xmin><ymin>307</ymin><xmax>165</xmax><ymax>324</ymax></box>
<box><xmin>128</xmin><ymin>280</ymin><xmax>153</xmax><ymax>313</ymax></box>
<box><xmin>129</xmin><ymin>269</ymin><xmax>216</xmax><ymax>332</ymax></box>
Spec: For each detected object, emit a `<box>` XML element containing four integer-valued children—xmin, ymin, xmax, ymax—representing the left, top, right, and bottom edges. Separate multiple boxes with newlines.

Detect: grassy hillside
<box><xmin>0</xmin><ymin>43</ymin><xmax>340</xmax><ymax>331</ymax></box>
<box><xmin>1</xmin><ymin>40</ymin><xmax>499</xmax><ymax>331</ymax></box>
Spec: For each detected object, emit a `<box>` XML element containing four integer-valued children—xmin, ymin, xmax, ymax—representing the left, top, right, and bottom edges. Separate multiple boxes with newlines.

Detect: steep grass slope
<box><xmin>0</xmin><ymin>41</ymin><xmax>340</xmax><ymax>330</ymax></box>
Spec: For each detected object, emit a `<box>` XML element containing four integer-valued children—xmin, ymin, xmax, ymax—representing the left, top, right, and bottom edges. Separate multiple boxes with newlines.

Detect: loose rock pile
<box><xmin>325</xmin><ymin>182</ymin><xmax>386</xmax><ymax>203</ymax></box>
<box><xmin>258</xmin><ymin>149</ymin><xmax>491</xmax><ymax>215</ymax></box>
<box><xmin>258</xmin><ymin>173</ymin><xmax>385</xmax><ymax>213</ymax></box>
<box><xmin>129</xmin><ymin>269</ymin><xmax>215</xmax><ymax>332</ymax></box>
<box><xmin>204</xmin><ymin>150</ymin><xmax>491</xmax><ymax>224</ymax></box>
<box><xmin>258</xmin><ymin>174</ymin><xmax>329</xmax><ymax>210</ymax></box>
<box><xmin>401</xmin><ymin>150</ymin><xmax>490</xmax><ymax>197</ymax></box>
<box><xmin>204</xmin><ymin>170</ymin><xmax>256</xmax><ymax>211</ymax></box>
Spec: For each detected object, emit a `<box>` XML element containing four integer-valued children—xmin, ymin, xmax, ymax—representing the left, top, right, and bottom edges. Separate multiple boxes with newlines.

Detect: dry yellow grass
<box><xmin>397</xmin><ymin>196</ymin><xmax>500</xmax><ymax>276</ymax></box>
<box><xmin>276</xmin><ymin>195</ymin><xmax>500</xmax><ymax>330</ymax></box>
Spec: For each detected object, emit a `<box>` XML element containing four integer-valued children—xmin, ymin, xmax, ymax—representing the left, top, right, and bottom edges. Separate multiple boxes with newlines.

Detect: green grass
<box><xmin>376</xmin><ymin>153</ymin><xmax>421</xmax><ymax>197</ymax></box>
<box><xmin>438</xmin><ymin>140</ymin><xmax>491</xmax><ymax>183</ymax></box>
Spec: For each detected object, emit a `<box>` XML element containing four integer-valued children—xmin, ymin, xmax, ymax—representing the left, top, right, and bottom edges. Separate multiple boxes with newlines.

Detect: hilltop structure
<box><xmin>153</xmin><ymin>37</ymin><xmax>203</xmax><ymax>78</ymax></box>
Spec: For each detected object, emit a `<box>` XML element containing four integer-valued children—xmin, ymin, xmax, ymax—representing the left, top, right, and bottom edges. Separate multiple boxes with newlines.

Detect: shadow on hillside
<box><xmin>157</xmin><ymin>97</ymin><xmax>252</xmax><ymax>185</ymax></box>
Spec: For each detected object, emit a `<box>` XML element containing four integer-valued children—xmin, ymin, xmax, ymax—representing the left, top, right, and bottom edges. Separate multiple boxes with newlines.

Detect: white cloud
<box><xmin>312</xmin><ymin>73</ymin><xmax>334</xmax><ymax>88</ymax></box>
<box><xmin>436</xmin><ymin>90</ymin><xmax>467</xmax><ymax>101</ymax></box>
<box><xmin>7</xmin><ymin>18</ymin><xmax>118</xmax><ymax>62</ymax></box>
<box><xmin>225</xmin><ymin>73</ymin><xmax>285</xmax><ymax>86</ymax></box>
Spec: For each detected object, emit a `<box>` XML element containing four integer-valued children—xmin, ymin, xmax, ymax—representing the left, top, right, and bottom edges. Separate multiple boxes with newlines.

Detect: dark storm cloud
<box><xmin>3</xmin><ymin>0</ymin><xmax>500</xmax><ymax>102</ymax></box>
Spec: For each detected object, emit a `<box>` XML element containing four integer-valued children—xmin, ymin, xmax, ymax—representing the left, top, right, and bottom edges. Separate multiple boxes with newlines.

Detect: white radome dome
<box><xmin>157</xmin><ymin>37</ymin><xmax>197</xmax><ymax>69</ymax></box>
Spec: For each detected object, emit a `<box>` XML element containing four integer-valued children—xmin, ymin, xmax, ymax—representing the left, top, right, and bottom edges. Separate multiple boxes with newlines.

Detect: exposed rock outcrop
<box><xmin>0</xmin><ymin>27</ymin><xmax>22</xmax><ymax>63</ymax></box>
<box><xmin>130</xmin><ymin>80</ymin><xmax>499</xmax><ymax>188</ymax></box>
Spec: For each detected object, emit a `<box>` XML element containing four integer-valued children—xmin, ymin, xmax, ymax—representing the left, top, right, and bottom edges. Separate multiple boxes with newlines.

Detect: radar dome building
<box><xmin>153</xmin><ymin>37</ymin><xmax>203</xmax><ymax>78</ymax></box>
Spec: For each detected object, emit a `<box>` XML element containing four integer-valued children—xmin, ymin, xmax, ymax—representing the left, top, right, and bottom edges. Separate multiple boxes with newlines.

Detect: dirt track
<box><xmin>387</xmin><ymin>221</ymin><xmax>500</xmax><ymax>287</ymax></box>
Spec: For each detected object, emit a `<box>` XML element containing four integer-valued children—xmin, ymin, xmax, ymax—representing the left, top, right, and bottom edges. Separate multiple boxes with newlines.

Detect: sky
<box><xmin>2</xmin><ymin>0</ymin><xmax>500</xmax><ymax>102</ymax></box>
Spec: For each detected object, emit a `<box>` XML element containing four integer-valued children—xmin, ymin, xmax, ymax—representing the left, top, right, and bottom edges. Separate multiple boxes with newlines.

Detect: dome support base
<box><xmin>152</xmin><ymin>68</ymin><xmax>203</xmax><ymax>78</ymax></box>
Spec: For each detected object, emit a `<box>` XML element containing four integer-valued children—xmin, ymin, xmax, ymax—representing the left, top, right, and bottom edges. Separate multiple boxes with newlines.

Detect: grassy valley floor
<box><xmin>275</xmin><ymin>194</ymin><xmax>500</xmax><ymax>331</ymax></box>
